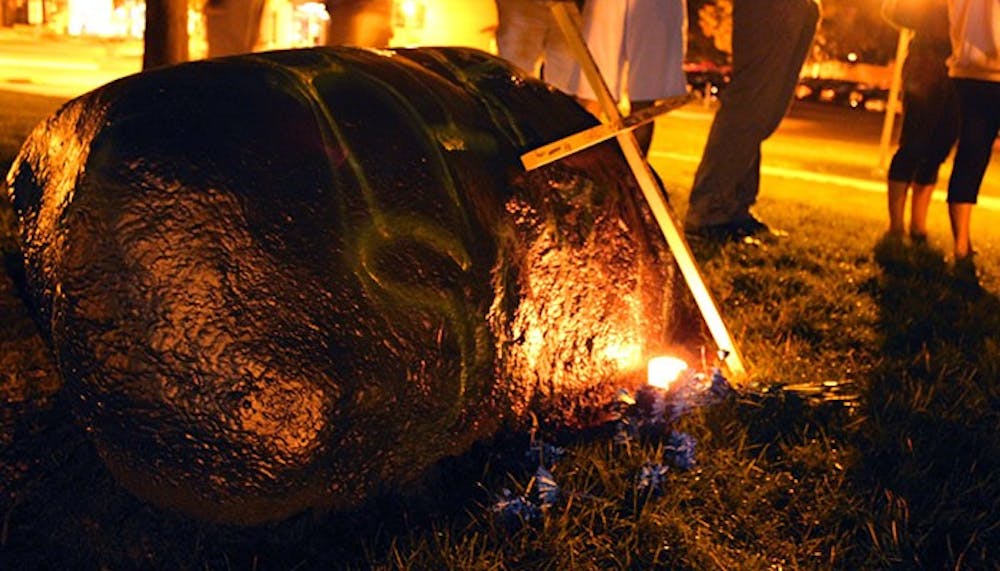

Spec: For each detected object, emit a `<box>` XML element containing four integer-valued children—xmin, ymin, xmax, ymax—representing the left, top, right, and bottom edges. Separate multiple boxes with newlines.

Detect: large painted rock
<box><xmin>5</xmin><ymin>47</ymin><xmax>691</xmax><ymax>524</ymax></box>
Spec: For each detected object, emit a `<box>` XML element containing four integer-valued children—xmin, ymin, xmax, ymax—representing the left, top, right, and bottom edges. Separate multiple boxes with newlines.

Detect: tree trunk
<box><xmin>143</xmin><ymin>0</ymin><xmax>189</xmax><ymax>70</ymax></box>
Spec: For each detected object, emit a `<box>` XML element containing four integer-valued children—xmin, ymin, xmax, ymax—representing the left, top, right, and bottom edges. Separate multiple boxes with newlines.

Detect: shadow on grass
<box><xmin>861</xmin><ymin>236</ymin><xmax>1000</xmax><ymax>568</ymax></box>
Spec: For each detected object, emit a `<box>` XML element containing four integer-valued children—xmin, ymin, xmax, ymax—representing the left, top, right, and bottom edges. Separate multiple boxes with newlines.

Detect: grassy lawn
<box><xmin>0</xmin><ymin>90</ymin><xmax>65</xmax><ymax>176</ymax></box>
<box><xmin>1</xmin><ymin>89</ymin><xmax>998</xmax><ymax>569</ymax></box>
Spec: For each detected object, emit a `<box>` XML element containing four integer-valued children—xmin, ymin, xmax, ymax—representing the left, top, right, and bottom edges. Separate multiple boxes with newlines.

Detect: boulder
<box><xmin>5</xmin><ymin>47</ymin><xmax>689</xmax><ymax>524</ymax></box>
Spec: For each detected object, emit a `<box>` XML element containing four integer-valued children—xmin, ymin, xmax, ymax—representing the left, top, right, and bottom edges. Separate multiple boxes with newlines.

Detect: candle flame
<box><xmin>647</xmin><ymin>356</ymin><xmax>687</xmax><ymax>390</ymax></box>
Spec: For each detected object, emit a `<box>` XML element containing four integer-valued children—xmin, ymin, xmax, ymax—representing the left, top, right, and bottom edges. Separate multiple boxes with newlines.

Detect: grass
<box><xmin>1</xmin><ymin>89</ymin><xmax>998</xmax><ymax>569</ymax></box>
<box><xmin>0</xmin><ymin>90</ymin><xmax>65</xmax><ymax>175</ymax></box>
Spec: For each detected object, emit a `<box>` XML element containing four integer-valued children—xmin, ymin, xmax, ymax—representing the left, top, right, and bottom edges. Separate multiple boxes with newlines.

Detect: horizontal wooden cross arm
<box><xmin>520</xmin><ymin>94</ymin><xmax>692</xmax><ymax>171</ymax></box>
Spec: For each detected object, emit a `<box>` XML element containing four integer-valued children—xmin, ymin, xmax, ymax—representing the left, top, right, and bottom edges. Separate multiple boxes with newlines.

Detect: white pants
<box><xmin>495</xmin><ymin>0</ymin><xmax>579</xmax><ymax>93</ymax></box>
<box><xmin>556</xmin><ymin>0</ymin><xmax>688</xmax><ymax>103</ymax></box>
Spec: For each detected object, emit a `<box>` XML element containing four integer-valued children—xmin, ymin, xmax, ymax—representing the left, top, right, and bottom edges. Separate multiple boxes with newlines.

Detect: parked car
<box><xmin>849</xmin><ymin>85</ymin><xmax>892</xmax><ymax>112</ymax></box>
<box><xmin>795</xmin><ymin>78</ymin><xmax>856</xmax><ymax>106</ymax></box>
<box><xmin>685</xmin><ymin>69</ymin><xmax>729</xmax><ymax>100</ymax></box>
<box><xmin>795</xmin><ymin>77</ymin><xmax>892</xmax><ymax>112</ymax></box>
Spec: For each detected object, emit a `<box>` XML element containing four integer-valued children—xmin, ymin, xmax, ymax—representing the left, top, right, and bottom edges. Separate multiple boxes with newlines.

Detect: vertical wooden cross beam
<box><xmin>543</xmin><ymin>1</ymin><xmax>746</xmax><ymax>377</ymax></box>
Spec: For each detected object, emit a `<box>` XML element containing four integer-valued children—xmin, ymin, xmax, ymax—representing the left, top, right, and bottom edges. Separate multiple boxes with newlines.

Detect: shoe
<box><xmin>735</xmin><ymin>216</ymin><xmax>773</xmax><ymax>236</ymax></box>
<box><xmin>909</xmin><ymin>231</ymin><xmax>928</xmax><ymax>246</ymax></box>
<box><xmin>874</xmin><ymin>231</ymin><xmax>909</xmax><ymax>269</ymax></box>
<box><xmin>952</xmin><ymin>253</ymin><xmax>981</xmax><ymax>297</ymax></box>
<box><xmin>685</xmin><ymin>216</ymin><xmax>776</xmax><ymax>243</ymax></box>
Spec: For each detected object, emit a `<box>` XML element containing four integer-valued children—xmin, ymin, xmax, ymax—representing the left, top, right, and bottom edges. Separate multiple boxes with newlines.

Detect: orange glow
<box><xmin>601</xmin><ymin>340</ymin><xmax>642</xmax><ymax>371</ymax></box>
<box><xmin>395</xmin><ymin>0</ymin><xmax>425</xmax><ymax>26</ymax></box>
<box><xmin>236</xmin><ymin>379</ymin><xmax>326</xmax><ymax>455</ymax></box>
<box><xmin>389</xmin><ymin>0</ymin><xmax>497</xmax><ymax>52</ymax></box>
<box><xmin>647</xmin><ymin>356</ymin><xmax>687</xmax><ymax>390</ymax></box>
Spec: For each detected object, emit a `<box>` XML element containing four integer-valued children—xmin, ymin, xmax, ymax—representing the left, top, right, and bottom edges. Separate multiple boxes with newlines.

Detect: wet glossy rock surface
<box><xmin>6</xmin><ymin>47</ymin><xmax>690</xmax><ymax>524</ymax></box>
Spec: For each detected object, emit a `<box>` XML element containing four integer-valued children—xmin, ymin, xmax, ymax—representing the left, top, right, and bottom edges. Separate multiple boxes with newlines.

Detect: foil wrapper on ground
<box><xmin>4</xmin><ymin>46</ymin><xmax>694</xmax><ymax>524</ymax></box>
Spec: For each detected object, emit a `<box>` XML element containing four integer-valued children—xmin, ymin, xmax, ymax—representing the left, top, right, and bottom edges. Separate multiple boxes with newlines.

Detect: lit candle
<box><xmin>647</xmin><ymin>356</ymin><xmax>688</xmax><ymax>390</ymax></box>
<box><xmin>640</xmin><ymin>356</ymin><xmax>688</xmax><ymax>423</ymax></box>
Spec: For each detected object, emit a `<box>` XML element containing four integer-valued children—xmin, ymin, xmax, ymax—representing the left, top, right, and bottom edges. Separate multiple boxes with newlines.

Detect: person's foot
<box><xmin>909</xmin><ymin>231</ymin><xmax>928</xmax><ymax>246</ymax></box>
<box><xmin>874</xmin><ymin>231</ymin><xmax>908</xmax><ymax>268</ymax></box>
<box><xmin>952</xmin><ymin>252</ymin><xmax>981</xmax><ymax>297</ymax></box>
<box><xmin>685</xmin><ymin>216</ymin><xmax>777</xmax><ymax>243</ymax></box>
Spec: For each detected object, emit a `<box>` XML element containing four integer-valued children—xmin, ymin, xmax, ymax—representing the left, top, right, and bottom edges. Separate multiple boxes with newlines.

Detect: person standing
<box><xmin>324</xmin><ymin>0</ymin><xmax>393</xmax><ymax>48</ymax></box>
<box><xmin>204</xmin><ymin>0</ymin><xmax>266</xmax><ymax>58</ymax></box>
<box><xmin>945</xmin><ymin>0</ymin><xmax>1000</xmax><ymax>269</ymax></box>
<box><xmin>882</xmin><ymin>0</ymin><xmax>959</xmax><ymax>245</ymax></box>
<box><xmin>558</xmin><ymin>0</ymin><xmax>689</xmax><ymax>156</ymax></box>
<box><xmin>684</xmin><ymin>0</ymin><xmax>821</xmax><ymax>240</ymax></box>
<box><xmin>495</xmin><ymin>0</ymin><xmax>578</xmax><ymax>84</ymax></box>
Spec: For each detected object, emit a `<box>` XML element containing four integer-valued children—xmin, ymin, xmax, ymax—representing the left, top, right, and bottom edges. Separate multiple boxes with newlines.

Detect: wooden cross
<box><xmin>522</xmin><ymin>1</ymin><xmax>747</xmax><ymax>377</ymax></box>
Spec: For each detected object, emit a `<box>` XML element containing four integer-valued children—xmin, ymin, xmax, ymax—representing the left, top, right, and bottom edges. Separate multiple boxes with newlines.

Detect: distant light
<box><xmin>647</xmin><ymin>356</ymin><xmax>687</xmax><ymax>390</ymax></box>
<box><xmin>297</xmin><ymin>2</ymin><xmax>330</xmax><ymax>20</ymax></box>
<box><xmin>395</xmin><ymin>0</ymin><xmax>426</xmax><ymax>29</ymax></box>
<box><xmin>847</xmin><ymin>52</ymin><xmax>859</xmax><ymax>63</ymax></box>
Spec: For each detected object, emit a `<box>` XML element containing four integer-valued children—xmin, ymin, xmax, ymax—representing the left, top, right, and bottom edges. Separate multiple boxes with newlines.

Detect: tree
<box><xmin>686</xmin><ymin>0</ymin><xmax>899</xmax><ymax>66</ymax></box>
<box><xmin>144</xmin><ymin>0</ymin><xmax>189</xmax><ymax>70</ymax></box>
<box><xmin>686</xmin><ymin>0</ymin><xmax>731</xmax><ymax>66</ymax></box>
<box><xmin>815</xmin><ymin>0</ymin><xmax>899</xmax><ymax>64</ymax></box>
<box><xmin>698</xmin><ymin>0</ymin><xmax>732</xmax><ymax>59</ymax></box>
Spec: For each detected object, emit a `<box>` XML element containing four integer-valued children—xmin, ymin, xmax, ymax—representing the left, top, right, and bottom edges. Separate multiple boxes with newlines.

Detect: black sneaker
<box><xmin>685</xmin><ymin>216</ymin><xmax>776</xmax><ymax>243</ymax></box>
<box><xmin>735</xmin><ymin>216</ymin><xmax>777</xmax><ymax>237</ymax></box>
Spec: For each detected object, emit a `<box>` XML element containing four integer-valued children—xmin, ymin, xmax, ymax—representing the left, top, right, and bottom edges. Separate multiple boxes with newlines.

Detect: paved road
<box><xmin>0</xmin><ymin>26</ymin><xmax>141</xmax><ymax>97</ymax></box>
<box><xmin>652</xmin><ymin>101</ymin><xmax>1000</xmax><ymax>202</ymax></box>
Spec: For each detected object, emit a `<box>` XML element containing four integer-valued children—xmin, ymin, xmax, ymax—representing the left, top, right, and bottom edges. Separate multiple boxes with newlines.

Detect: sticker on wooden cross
<box><xmin>521</xmin><ymin>1</ymin><xmax>746</xmax><ymax>377</ymax></box>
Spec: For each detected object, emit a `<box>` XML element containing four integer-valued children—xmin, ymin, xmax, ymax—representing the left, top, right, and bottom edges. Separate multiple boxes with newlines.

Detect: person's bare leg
<box><xmin>948</xmin><ymin>202</ymin><xmax>974</xmax><ymax>259</ymax></box>
<box><xmin>887</xmin><ymin>179</ymin><xmax>909</xmax><ymax>238</ymax></box>
<box><xmin>909</xmin><ymin>183</ymin><xmax>935</xmax><ymax>240</ymax></box>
